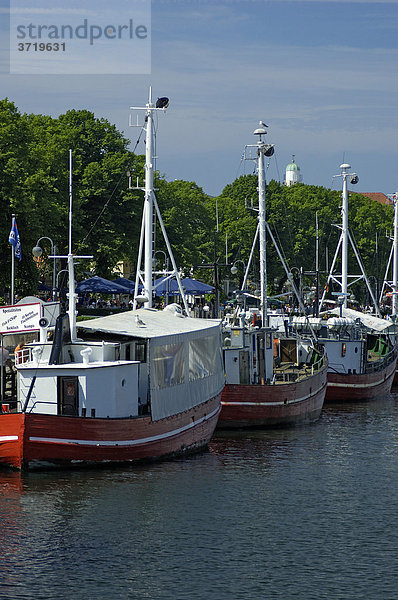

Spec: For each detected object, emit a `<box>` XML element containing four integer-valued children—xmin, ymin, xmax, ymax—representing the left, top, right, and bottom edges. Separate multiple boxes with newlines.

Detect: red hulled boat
<box><xmin>217</xmin><ymin>123</ymin><xmax>328</xmax><ymax>429</ymax></box>
<box><xmin>219</xmin><ymin>324</ymin><xmax>327</xmax><ymax>428</ymax></box>
<box><xmin>0</xmin><ymin>91</ymin><xmax>225</xmax><ymax>470</ymax></box>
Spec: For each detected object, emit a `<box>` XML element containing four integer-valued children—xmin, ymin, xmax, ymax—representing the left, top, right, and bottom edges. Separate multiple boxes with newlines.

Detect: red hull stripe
<box><xmin>222</xmin><ymin>381</ymin><xmax>325</xmax><ymax>407</ymax></box>
<box><xmin>28</xmin><ymin>405</ymin><xmax>221</xmax><ymax>447</ymax></box>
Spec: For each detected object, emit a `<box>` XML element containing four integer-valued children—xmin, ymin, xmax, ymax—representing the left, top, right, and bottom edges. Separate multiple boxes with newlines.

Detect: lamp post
<box><xmin>289</xmin><ymin>267</ymin><xmax>302</xmax><ymax>308</ymax></box>
<box><xmin>56</xmin><ymin>269</ymin><xmax>69</xmax><ymax>290</ymax></box>
<box><xmin>231</xmin><ymin>260</ymin><xmax>247</xmax><ymax>289</ymax></box>
<box><xmin>32</xmin><ymin>237</ymin><xmax>57</xmax><ymax>301</ymax></box>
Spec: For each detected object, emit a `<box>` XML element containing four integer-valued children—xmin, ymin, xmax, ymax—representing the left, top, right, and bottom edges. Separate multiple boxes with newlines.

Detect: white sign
<box><xmin>0</xmin><ymin>303</ymin><xmax>42</xmax><ymax>334</ymax></box>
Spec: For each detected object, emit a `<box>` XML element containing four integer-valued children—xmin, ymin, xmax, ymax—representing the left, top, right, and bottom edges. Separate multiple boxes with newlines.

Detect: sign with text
<box><xmin>9</xmin><ymin>0</ymin><xmax>151</xmax><ymax>74</ymax></box>
<box><xmin>0</xmin><ymin>303</ymin><xmax>42</xmax><ymax>334</ymax></box>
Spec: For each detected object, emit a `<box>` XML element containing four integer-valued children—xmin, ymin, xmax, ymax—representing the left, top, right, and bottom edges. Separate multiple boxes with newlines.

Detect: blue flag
<box><xmin>9</xmin><ymin>217</ymin><xmax>22</xmax><ymax>261</ymax></box>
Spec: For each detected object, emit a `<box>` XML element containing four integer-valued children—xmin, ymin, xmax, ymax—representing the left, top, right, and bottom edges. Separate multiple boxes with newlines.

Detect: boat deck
<box><xmin>273</xmin><ymin>361</ymin><xmax>322</xmax><ymax>384</ymax></box>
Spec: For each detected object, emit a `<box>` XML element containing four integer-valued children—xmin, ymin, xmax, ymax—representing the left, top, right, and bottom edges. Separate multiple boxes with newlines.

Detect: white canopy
<box><xmin>328</xmin><ymin>307</ymin><xmax>398</xmax><ymax>334</ymax></box>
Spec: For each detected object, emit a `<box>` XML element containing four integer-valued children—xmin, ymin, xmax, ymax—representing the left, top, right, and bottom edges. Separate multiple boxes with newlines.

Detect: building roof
<box><xmin>361</xmin><ymin>192</ymin><xmax>392</xmax><ymax>206</ymax></box>
<box><xmin>286</xmin><ymin>158</ymin><xmax>300</xmax><ymax>172</ymax></box>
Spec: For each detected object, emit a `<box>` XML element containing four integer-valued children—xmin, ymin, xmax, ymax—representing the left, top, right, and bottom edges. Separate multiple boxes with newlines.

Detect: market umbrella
<box><xmin>180</xmin><ymin>278</ymin><xmax>215</xmax><ymax>294</ymax></box>
<box><xmin>153</xmin><ymin>277</ymin><xmax>214</xmax><ymax>296</ymax></box>
<box><xmin>112</xmin><ymin>277</ymin><xmax>135</xmax><ymax>293</ymax></box>
<box><xmin>76</xmin><ymin>276</ymin><xmax>129</xmax><ymax>294</ymax></box>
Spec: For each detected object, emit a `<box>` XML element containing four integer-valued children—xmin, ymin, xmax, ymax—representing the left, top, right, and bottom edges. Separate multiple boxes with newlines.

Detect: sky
<box><xmin>1</xmin><ymin>0</ymin><xmax>398</xmax><ymax>197</ymax></box>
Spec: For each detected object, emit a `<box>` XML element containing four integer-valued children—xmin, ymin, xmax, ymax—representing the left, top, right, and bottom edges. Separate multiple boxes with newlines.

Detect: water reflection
<box><xmin>0</xmin><ymin>393</ymin><xmax>398</xmax><ymax>599</ymax></box>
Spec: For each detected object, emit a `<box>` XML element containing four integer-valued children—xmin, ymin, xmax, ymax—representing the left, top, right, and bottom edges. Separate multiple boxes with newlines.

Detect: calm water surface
<box><xmin>1</xmin><ymin>393</ymin><xmax>398</xmax><ymax>600</ymax></box>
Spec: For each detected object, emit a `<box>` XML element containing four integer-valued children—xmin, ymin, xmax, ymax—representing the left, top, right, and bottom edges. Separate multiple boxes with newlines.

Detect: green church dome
<box><xmin>286</xmin><ymin>158</ymin><xmax>300</xmax><ymax>172</ymax></box>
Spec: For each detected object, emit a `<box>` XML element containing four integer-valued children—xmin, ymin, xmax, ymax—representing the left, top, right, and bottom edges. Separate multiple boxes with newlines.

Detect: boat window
<box><xmin>341</xmin><ymin>343</ymin><xmax>346</xmax><ymax>357</ymax></box>
<box><xmin>152</xmin><ymin>343</ymin><xmax>185</xmax><ymax>389</ymax></box>
<box><xmin>135</xmin><ymin>342</ymin><xmax>147</xmax><ymax>363</ymax></box>
<box><xmin>266</xmin><ymin>333</ymin><xmax>272</xmax><ymax>349</ymax></box>
<box><xmin>189</xmin><ymin>334</ymin><xmax>222</xmax><ymax>381</ymax></box>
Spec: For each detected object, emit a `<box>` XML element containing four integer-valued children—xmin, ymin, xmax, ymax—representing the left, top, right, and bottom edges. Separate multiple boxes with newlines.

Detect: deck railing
<box><xmin>273</xmin><ymin>354</ymin><xmax>327</xmax><ymax>384</ymax></box>
<box><xmin>365</xmin><ymin>346</ymin><xmax>397</xmax><ymax>374</ymax></box>
<box><xmin>15</xmin><ymin>347</ymin><xmax>31</xmax><ymax>366</ymax></box>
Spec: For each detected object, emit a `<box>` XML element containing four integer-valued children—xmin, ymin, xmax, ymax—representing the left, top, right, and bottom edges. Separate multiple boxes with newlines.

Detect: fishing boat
<box><xmin>379</xmin><ymin>192</ymin><xmax>398</xmax><ymax>386</ymax></box>
<box><xmin>218</xmin><ymin>124</ymin><xmax>328</xmax><ymax>429</ymax></box>
<box><xmin>292</xmin><ymin>311</ymin><xmax>396</xmax><ymax>402</ymax></box>
<box><xmin>0</xmin><ymin>91</ymin><xmax>225</xmax><ymax>470</ymax></box>
<box><xmin>313</xmin><ymin>164</ymin><xmax>397</xmax><ymax>402</ymax></box>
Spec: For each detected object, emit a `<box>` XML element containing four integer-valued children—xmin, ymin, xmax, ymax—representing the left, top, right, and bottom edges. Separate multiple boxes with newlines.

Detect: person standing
<box><xmin>0</xmin><ymin>346</ymin><xmax>13</xmax><ymax>401</ymax></box>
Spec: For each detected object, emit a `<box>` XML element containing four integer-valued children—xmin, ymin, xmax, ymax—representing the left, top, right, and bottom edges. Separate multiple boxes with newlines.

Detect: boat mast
<box><xmin>53</xmin><ymin>150</ymin><xmax>92</xmax><ymax>342</ymax></box>
<box><xmin>340</xmin><ymin>163</ymin><xmax>350</xmax><ymax>308</ymax></box>
<box><xmin>392</xmin><ymin>197</ymin><xmax>398</xmax><ymax>315</ymax></box>
<box><xmin>67</xmin><ymin>149</ymin><xmax>77</xmax><ymax>340</ymax></box>
<box><xmin>143</xmin><ymin>88</ymin><xmax>155</xmax><ymax>308</ymax></box>
<box><xmin>241</xmin><ymin>125</ymin><xmax>317</xmax><ymax>336</ymax></box>
<box><xmin>243</xmin><ymin>123</ymin><xmax>273</xmax><ymax>326</ymax></box>
<box><xmin>318</xmin><ymin>162</ymin><xmax>381</xmax><ymax>316</ymax></box>
<box><xmin>130</xmin><ymin>89</ymin><xmax>189</xmax><ymax>313</ymax></box>
<box><xmin>315</xmin><ymin>211</ymin><xmax>319</xmax><ymax>317</ymax></box>
<box><xmin>256</xmin><ymin>126</ymin><xmax>269</xmax><ymax>327</ymax></box>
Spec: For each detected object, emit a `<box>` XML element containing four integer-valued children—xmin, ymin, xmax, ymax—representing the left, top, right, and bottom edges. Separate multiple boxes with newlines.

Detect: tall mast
<box><xmin>67</xmin><ymin>149</ymin><xmax>77</xmax><ymax>340</ymax></box>
<box><xmin>143</xmin><ymin>87</ymin><xmax>155</xmax><ymax>308</ymax></box>
<box><xmin>256</xmin><ymin>127</ymin><xmax>268</xmax><ymax>327</ymax></box>
<box><xmin>315</xmin><ymin>211</ymin><xmax>319</xmax><ymax>317</ymax></box>
<box><xmin>392</xmin><ymin>197</ymin><xmax>398</xmax><ymax>315</ymax></box>
<box><xmin>319</xmin><ymin>162</ymin><xmax>380</xmax><ymax>316</ymax></box>
<box><xmin>245</xmin><ymin>123</ymin><xmax>274</xmax><ymax>327</ymax></box>
<box><xmin>340</xmin><ymin>163</ymin><xmax>351</xmax><ymax>308</ymax></box>
<box><xmin>52</xmin><ymin>150</ymin><xmax>92</xmax><ymax>342</ymax></box>
<box><xmin>130</xmin><ymin>90</ymin><xmax>189</xmax><ymax>313</ymax></box>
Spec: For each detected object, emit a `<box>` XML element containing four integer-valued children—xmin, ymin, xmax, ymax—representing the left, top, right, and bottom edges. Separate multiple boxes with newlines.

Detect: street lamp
<box><xmin>56</xmin><ymin>269</ymin><xmax>69</xmax><ymax>290</ymax></box>
<box><xmin>231</xmin><ymin>259</ymin><xmax>246</xmax><ymax>276</ymax></box>
<box><xmin>32</xmin><ymin>236</ymin><xmax>57</xmax><ymax>301</ymax></box>
<box><xmin>153</xmin><ymin>250</ymin><xmax>168</xmax><ymax>272</ymax></box>
<box><xmin>289</xmin><ymin>266</ymin><xmax>303</xmax><ymax>307</ymax></box>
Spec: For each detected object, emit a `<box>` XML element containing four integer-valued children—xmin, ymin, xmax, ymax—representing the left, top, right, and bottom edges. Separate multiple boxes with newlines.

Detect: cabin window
<box><xmin>341</xmin><ymin>343</ymin><xmax>346</xmax><ymax>357</ymax></box>
<box><xmin>266</xmin><ymin>333</ymin><xmax>272</xmax><ymax>349</ymax></box>
<box><xmin>135</xmin><ymin>342</ymin><xmax>147</xmax><ymax>363</ymax></box>
<box><xmin>57</xmin><ymin>376</ymin><xmax>79</xmax><ymax>416</ymax></box>
<box><xmin>189</xmin><ymin>334</ymin><xmax>222</xmax><ymax>381</ymax></box>
<box><xmin>152</xmin><ymin>343</ymin><xmax>185</xmax><ymax>389</ymax></box>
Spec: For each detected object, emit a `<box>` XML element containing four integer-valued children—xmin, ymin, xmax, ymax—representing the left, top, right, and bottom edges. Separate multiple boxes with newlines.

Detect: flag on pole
<box><xmin>9</xmin><ymin>217</ymin><xmax>22</xmax><ymax>261</ymax></box>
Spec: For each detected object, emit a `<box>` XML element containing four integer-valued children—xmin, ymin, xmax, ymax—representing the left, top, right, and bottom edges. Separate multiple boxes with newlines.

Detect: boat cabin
<box><xmin>16</xmin><ymin>308</ymin><xmax>225</xmax><ymax>422</ymax></box>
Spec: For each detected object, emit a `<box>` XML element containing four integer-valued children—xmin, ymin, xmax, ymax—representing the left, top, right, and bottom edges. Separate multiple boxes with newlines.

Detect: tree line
<box><xmin>0</xmin><ymin>99</ymin><xmax>393</xmax><ymax>305</ymax></box>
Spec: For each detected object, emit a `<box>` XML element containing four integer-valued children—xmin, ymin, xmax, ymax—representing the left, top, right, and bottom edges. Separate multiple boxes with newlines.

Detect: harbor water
<box><xmin>1</xmin><ymin>394</ymin><xmax>398</xmax><ymax>600</ymax></box>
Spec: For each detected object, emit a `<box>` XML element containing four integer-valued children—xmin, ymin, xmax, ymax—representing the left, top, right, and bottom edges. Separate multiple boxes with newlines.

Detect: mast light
<box><xmin>156</xmin><ymin>97</ymin><xmax>169</xmax><ymax>109</ymax></box>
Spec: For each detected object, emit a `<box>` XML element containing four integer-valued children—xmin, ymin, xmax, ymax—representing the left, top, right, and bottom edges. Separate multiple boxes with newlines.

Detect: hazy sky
<box><xmin>1</xmin><ymin>0</ymin><xmax>398</xmax><ymax>196</ymax></box>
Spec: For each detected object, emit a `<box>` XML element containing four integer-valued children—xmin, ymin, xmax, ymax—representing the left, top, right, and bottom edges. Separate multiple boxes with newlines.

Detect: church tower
<box><xmin>285</xmin><ymin>155</ymin><xmax>302</xmax><ymax>186</ymax></box>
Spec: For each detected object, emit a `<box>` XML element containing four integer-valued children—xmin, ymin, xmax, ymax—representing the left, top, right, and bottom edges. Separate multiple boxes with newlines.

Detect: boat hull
<box><xmin>0</xmin><ymin>394</ymin><xmax>221</xmax><ymax>470</ymax></box>
<box><xmin>392</xmin><ymin>359</ymin><xmax>398</xmax><ymax>388</ymax></box>
<box><xmin>218</xmin><ymin>367</ymin><xmax>327</xmax><ymax>429</ymax></box>
<box><xmin>325</xmin><ymin>358</ymin><xmax>396</xmax><ymax>402</ymax></box>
